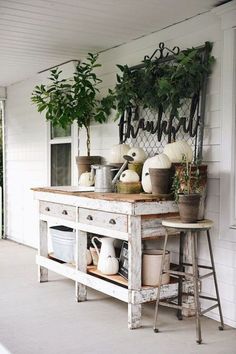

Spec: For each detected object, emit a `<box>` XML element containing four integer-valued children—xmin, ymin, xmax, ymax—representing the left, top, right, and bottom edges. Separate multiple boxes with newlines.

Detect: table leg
<box><xmin>38</xmin><ymin>220</ymin><xmax>48</xmax><ymax>282</ymax></box>
<box><xmin>153</xmin><ymin>229</ymin><xmax>168</xmax><ymax>332</ymax></box>
<box><xmin>128</xmin><ymin>215</ymin><xmax>142</xmax><ymax>329</ymax></box>
<box><xmin>75</xmin><ymin>230</ymin><xmax>87</xmax><ymax>302</ymax></box>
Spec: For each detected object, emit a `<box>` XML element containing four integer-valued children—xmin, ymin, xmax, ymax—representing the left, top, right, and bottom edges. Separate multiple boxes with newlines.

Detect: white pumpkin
<box><xmin>141</xmin><ymin>154</ymin><xmax>171</xmax><ymax>178</ymax></box>
<box><xmin>120</xmin><ymin>169</ymin><xmax>140</xmax><ymax>183</ymax></box>
<box><xmin>127</xmin><ymin>147</ymin><xmax>147</xmax><ymax>163</ymax></box>
<box><xmin>163</xmin><ymin>141</ymin><xmax>193</xmax><ymax>163</ymax></box>
<box><xmin>141</xmin><ymin>154</ymin><xmax>170</xmax><ymax>193</ymax></box>
<box><xmin>109</xmin><ymin>144</ymin><xmax>130</xmax><ymax>164</ymax></box>
<box><xmin>100</xmin><ymin>256</ymin><xmax>119</xmax><ymax>275</ymax></box>
<box><xmin>142</xmin><ymin>173</ymin><xmax>152</xmax><ymax>193</ymax></box>
<box><xmin>79</xmin><ymin>172</ymin><xmax>94</xmax><ymax>186</ymax></box>
<box><xmin>86</xmin><ymin>249</ymin><xmax>92</xmax><ymax>265</ymax></box>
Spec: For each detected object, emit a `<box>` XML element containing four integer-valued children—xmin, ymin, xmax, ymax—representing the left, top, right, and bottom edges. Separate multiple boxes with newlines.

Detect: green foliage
<box><xmin>31</xmin><ymin>53</ymin><xmax>114</xmax><ymax>156</ymax></box>
<box><xmin>108</xmin><ymin>42</ymin><xmax>215</xmax><ymax>119</ymax></box>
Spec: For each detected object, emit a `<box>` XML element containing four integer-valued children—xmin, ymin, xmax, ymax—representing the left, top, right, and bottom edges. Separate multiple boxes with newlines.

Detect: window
<box><xmin>49</xmin><ymin>124</ymin><xmax>72</xmax><ymax>186</ymax></box>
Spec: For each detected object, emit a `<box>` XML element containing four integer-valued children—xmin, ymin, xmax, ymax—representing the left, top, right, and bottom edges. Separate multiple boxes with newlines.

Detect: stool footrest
<box><xmin>183</xmin><ymin>262</ymin><xmax>213</xmax><ymax>270</ymax></box>
<box><xmin>164</xmin><ymin>269</ymin><xmax>193</xmax><ymax>277</ymax></box>
<box><xmin>201</xmin><ymin>304</ymin><xmax>219</xmax><ymax>315</ymax></box>
<box><xmin>159</xmin><ymin>301</ymin><xmax>182</xmax><ymax>310</ymax></box>
<box><xmin>199</xmin><ymin>295</ymin><xmax>218</xmax><ymax>301</ymax></box>
<box><xmin>199</xmin><ymin>272</ymin><xmax>214</xmax><ymax>280</ymax></box>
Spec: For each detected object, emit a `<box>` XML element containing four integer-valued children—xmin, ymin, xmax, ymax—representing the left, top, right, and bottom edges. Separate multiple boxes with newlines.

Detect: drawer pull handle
<box><xmin>45</xmin><ymin>207</ymin><xmax>50</xmax><ymax>212</ymax></box>
<box><xmin>62</xmin><ymin>210</ymin><xmax>68</xmax><ymax>215</ymax></box>
<box><xmin>109</xmin><ymin>219</ymin><xmax>116</xmax><ymax>225</ymax></box>
<box><xmin>87</xmin><ymin>215</ymin><xmax>93</xmax><ymax>221</ymax></box>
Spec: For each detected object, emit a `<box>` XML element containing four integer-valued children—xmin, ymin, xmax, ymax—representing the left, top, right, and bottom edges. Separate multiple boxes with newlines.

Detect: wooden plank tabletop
<box><xmin>32</xmin><ymin>187</ymin><xmax>174</xmax><ymax>203</ymax></box>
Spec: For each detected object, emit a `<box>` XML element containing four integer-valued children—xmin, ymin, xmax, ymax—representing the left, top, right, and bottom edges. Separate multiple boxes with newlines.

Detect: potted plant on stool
<box><xmin>31</xmin><ymin>53</ymin><xmax>114</xmax><ymax>177</ymax></box>
<box><xmin>172</xmin><ymin>156</ymin><xmax>203</xmax><ymax>223</ymax></box>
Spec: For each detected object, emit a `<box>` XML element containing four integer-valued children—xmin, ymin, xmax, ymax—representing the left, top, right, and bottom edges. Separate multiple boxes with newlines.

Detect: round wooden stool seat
<box><xmin>162</xmin><ymin>218</ymin><xmax>213</xmax><ymax>230</ymax></box>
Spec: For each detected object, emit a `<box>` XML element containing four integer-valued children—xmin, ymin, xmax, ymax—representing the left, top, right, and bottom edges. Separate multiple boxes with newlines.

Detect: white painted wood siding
<box><xmin>4</xmin><ymin>9</ymin><xmax>236</xmax><ymax>327</ymax></box>
<box><xmin>5</xmin><ymin>62</ymin><xmax>76</xmax><ymax>247</ymax></box>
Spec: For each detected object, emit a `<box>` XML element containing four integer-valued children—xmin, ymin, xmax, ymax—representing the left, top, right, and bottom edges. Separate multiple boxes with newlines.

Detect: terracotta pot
<box><xmin>149</xmin><ymin>168</ymin><xmax>171</xmax><ymax>195</ymax></box>
<box><xmin>178</xmin><ymin>194</ymin><xmax>201</xmax><ymax>223</ymax></box>
<box><xmin>142</xmin><ymin>250</ymin><xmax>170</xmax><ymax>286</ymax></box>
<box><xmin>76</xmin><ymin>156</ymin><xmax>102</xmax><ymax>178</ymax></box>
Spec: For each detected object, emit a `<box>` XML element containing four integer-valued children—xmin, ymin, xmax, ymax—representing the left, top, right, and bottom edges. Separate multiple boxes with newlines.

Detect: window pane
<box><xmin>51</xmin><ymin>124</ymin><xmax>71</xmax><ymax>139</ymax></box>
<box><xmin>51</xmin><ymin>144</ymin><xmax>71</xmax><ymax>186</ymax></box>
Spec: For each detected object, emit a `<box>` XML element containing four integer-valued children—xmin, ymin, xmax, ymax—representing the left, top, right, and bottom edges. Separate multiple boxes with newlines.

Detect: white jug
<box><xmin>91</xmin><ymin>236</ymin><xmax>116</xmax><ymax>272</ymax></box>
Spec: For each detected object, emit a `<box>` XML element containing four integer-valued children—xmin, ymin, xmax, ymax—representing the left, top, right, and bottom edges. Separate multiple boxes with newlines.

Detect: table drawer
<box><xmin>39</xmin><ymin>201</ymin><xmax>76</xmax><ymax>221</ymax></box>
<box><xmin>78</xmin><ymin>208</ymin><xmax>128</xmax><ymax>233</ymax></box>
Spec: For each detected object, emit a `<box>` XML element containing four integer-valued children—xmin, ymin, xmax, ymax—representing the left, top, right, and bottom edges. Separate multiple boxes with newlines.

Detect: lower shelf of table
<box><xmin>37</xmin><ymin>255</ymin><xmax>193</xmax><ymax>304</ymax></box>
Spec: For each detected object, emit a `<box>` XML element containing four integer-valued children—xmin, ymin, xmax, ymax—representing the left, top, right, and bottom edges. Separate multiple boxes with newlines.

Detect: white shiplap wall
<box><xmin>5</xmin><ymin>9</ymin><xmax>236</xmax><ymax>327</ymax></box>
<box><xmin>5</xmin><ymin>62</ymin><xmax>76</xmax><ymax>247</ymax></box>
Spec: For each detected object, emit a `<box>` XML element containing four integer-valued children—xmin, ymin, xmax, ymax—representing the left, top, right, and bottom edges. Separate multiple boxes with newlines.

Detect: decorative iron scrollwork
<box><xmin>144</xmin><ymin>42</ymin><xmax>180</xmax><ymax>61</ymax></box>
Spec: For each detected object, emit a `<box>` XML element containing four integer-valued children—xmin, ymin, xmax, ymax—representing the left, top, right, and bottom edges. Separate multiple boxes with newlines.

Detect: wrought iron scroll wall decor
<box><xmin>118</xmin><ymin>42</ymin><xmax>212</xmax><ymax>160</ymax></box>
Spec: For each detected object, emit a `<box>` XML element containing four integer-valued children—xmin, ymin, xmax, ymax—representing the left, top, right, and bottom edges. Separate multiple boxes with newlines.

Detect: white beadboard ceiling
<box><xmin>0</xmin><ymin>0</ymin><xmax>218</xmax><ymax>86</ymax></box>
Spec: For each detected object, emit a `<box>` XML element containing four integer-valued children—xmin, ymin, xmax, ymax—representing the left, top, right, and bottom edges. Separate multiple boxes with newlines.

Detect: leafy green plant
<box><xmin>109</xmin><ymin>42</ymin><xmax>215</xmax><ymax>119</ymax></box>
<box><xmin>32</xmin><ymin>53</ymin><xmax>114</xmax><ymax>156</ymax></box>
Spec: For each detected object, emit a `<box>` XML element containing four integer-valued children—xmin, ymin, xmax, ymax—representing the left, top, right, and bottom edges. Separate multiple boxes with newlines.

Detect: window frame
<box><xmin>47</xmin><ymin>122</ymin><xmax>78</xmax><ymax>186</ymax></box>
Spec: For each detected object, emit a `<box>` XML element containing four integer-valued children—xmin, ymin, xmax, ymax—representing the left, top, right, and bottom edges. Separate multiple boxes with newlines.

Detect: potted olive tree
<box><xmin>31</xmin><ymin>53</ymin><xmax>114</xmax><ymax>176</ymax></box>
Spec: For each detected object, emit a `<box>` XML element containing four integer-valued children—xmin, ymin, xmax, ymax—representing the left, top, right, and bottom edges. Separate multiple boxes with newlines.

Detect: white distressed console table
<box><xmin>33</xmin><ymin>187</ymin><xmax>179</xmax><ymax>329</ymax></box>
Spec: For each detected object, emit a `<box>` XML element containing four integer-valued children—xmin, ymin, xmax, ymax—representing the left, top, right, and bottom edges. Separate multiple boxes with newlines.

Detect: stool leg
<box><xmin>153</xmin><ymin>229</ymin><xmax>168</xmax><ymax>333</ymax></box>
<box><xmin>177</xmin><ymin>231</ymin><xmax>185</xmax><ymax>320</ymax></box>
<box><xmin>206</xmin><ymin>230</ymin><xmax>224</xmax><ymax>330</ymax></box>
<box><xmin>191</xmin><ymin>231</ymin><xmax>202</xmax><ymax>344</ymax></box>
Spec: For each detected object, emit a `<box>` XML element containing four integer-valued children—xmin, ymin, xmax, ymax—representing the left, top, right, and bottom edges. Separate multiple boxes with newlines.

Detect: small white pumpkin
<box><xmin>79</xmin><ymin>172</ymin><xmax>94</xmax><ymax>186</ymax></box>
<box><xmin>86</xmin><ymin>249</ymin><xmax>92</xmax><ymax>265</ymax></box>
<box><xmin>142</xmin><ymin>173</ymin><xmax>152</xmax><ymax>193</ymax></box>
<box><xmin>109</xmin><ymin>144</ymin><xmax>130</xmax><ymax>164</ymax></box>
<box><xmin>120</xmin><ymin>169</ymin><xmax>140</xmax><ymax>183</ymax></box>
<box><xmin>127</xmin><ymin>147</ymin><xmax>147</xmax><ymax>163</ymax></box>
<box><xmin>163</xmin><ymin>141</ymin><xmax>193</xmax><ymax>163</ymax></box>
<box><xmin>100</xmin><ymin>256</ymin><xmax>119</xmax><ymax>275</ymax></box>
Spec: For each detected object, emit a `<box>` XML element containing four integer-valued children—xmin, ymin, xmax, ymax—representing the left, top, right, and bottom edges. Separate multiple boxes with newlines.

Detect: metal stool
<box><xmin>153</xmin><ymin>218</ymin><xmax>224</xmax><ymax>344</ymax></box>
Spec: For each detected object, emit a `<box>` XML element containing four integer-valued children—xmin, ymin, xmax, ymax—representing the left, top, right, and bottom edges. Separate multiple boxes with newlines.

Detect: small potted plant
<box><xmin>31</xmin><ymin>53</ymin><xmax>114</xmax><ymax>177</ymax></box>
<box><xmin>172</xmin><ymin>156</ymin><xmax>204</xmax><ymax>223</ymax></box>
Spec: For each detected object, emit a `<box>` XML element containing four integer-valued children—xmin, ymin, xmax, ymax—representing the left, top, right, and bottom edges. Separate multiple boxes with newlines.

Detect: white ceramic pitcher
<box><xmin>91</xmin><ymin>236</ymin><xmax>116</xmax><ymax>272</ymax></box>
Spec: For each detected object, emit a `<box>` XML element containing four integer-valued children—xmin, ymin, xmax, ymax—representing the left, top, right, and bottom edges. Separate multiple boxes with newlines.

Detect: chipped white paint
<box><xmin>78</xmin><ymin>208</ymin><xmax>128</xmax><ymax>233</ymax></box>
<box><xmin>128</xmin><ymin>215</ymin><xmax>142</xmax><ymax>329</ymax></box>
<box><xmin>38</xmin><ymin>220</ymin><xmax>48</xmax><ymax>282</ymax></box>
<box><xmin>35</xmin><ymin>189</ymin><xmax>178</xmax><ymax>328</ymax></box>
<box><xmin>39</xmin><ymin>201</ymin><xmax>76</xmax><ymax>221</ymax></box>
<box><xmin>76</xmin><ymin>230</ymin><xmax>87</xmax><ymax>302</ymax></box>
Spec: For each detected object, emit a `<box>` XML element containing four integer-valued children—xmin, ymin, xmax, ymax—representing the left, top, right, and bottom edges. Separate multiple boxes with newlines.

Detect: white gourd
<box><xmin>127</xmin><ymin>147</ymin><xmax>147</xmax><ymax>163</ymax></box>
<box><xmin>163</xmin><ymin>141</ymin><xmax>193</xmax><ymax>163</ymax></box>
<box><xmin>142</xmin><ymin>154</ymin><xmax>171</xmax><ymax>177</ymax></box>
<box><xmin>86</xmin><ymin>249</ymin><xmax>92</xmax><ymax>265</ymax></box>
<box><xmin>142</xmin><ymin>174</ymin><xmax>152</xmax><ymax>193</ymax></box>
<box><xmin>100</xmin><ymin>256</ymin><xmax>119</xmax><ymax>275</ymax></box>
<box><xmin>141</xmin><ymin>154</ymin><xmax>170</xmax><ymax>193</ymax></box>
<box><xmin>109</xmin><ymin>144</ymin><xmax>130</xmax><ymax>164</ymax></box>
<box><xmin>120</xmin><ymin>169</ymin><xmax>140</xmax><ymax>183</ymax></box>
<box><xmin>79</xmin><ymin>172</ymin><xmax>94</xmax><ymax>186</ymax></box>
